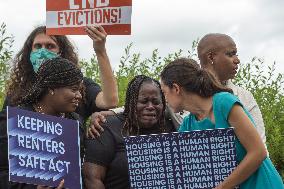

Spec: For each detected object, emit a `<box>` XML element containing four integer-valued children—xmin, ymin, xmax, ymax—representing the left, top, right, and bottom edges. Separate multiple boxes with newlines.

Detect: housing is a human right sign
<box><xmin>125</xmin><ymin>128</ymin><xmax>237</xmax><ymax>189</ymax></box>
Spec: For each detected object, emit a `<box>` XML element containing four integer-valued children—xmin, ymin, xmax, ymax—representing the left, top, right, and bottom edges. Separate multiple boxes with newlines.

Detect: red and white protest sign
<box><xmin>46</xmin><ymin>0</ymin><xmax>132</xmax><ymax>35</ymax></box>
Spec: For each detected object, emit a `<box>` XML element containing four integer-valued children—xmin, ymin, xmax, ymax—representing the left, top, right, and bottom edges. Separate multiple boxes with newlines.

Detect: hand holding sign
<box><xmin>213</xmin><ymin>184</ymin><xmax>225</xmax><ymax>189</ymax></box>
<box><xmin>84</xmin><ymin>25</ymin><xmax>107</xmax><ymax>53</ymax></box>
<box><xmin>37</xmin><ymin>179</ymin><xmax>64</xmax><ymax>189</ymax></box>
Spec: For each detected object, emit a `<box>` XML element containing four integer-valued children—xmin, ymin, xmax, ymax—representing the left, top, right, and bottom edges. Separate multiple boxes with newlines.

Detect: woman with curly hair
<box><xmin>3</xmin><ymin>25</ymin><xmax>118</xmax><ymax>123</ymax></box>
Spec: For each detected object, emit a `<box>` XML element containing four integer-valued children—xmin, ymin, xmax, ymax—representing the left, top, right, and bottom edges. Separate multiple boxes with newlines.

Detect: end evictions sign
<box><xmin>46</xmin><ymin>0</ymin><xmax>132</xmax><ymax>35</ymax></box>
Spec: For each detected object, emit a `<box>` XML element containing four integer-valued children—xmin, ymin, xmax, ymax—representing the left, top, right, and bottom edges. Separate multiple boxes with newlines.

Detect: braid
<box><xmin>122</xmin><ymin>75</ymin><xmax>166</xmax><ymax>136</ymax></box>
<box><xmin>21</xmin><ymin>57</ymin><xmax>83</xmax><ymax>105</ymax></box>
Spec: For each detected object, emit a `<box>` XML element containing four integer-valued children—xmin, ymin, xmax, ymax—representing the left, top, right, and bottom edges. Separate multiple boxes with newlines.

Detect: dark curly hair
<box><xmin>122</xmin><ymin>75</ymin><xmax>167</xmax><ymax>136</ymax></box>
<box><xmin>6</xmin><ymin>26</ymin><xmax>79</xmax><ymax>106</ymax></box>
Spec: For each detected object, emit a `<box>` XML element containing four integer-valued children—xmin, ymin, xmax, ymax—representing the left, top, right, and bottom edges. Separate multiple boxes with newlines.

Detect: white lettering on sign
<box><xmin>69</xmin><ymin>0</ymin><xmax>110</xmax><ymax>9</ymax></box>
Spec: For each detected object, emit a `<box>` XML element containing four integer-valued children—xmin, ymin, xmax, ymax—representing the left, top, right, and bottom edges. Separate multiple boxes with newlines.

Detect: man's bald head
<box><xmin>197</xmin><ymin>33</ymin><xmax>235</xmax><ymax>65</ymax></box>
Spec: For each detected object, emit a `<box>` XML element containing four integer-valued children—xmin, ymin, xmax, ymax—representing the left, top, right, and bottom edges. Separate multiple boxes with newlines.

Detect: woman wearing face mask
<box><xmin>1</xmin><ymin>25</ymin><xmax>118</xmax><ymax>124</ymax></box>
<box><xmin>0</xmin><ymin>57</ymin><xmax>84</xmax><ymax>188</ymax></box>
<box><xmin>160</xmin><ymin>58</ymin><xmax>283</xmax><ymax>189</ymax></box>
<box><xmin>83</xmin><ymin>75</ymin><xmax>175</xmax><ymax>189</ymax></box>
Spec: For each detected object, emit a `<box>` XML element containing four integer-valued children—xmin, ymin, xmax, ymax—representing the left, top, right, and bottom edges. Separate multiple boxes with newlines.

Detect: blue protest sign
<box><xmin>7</xmin><ymin>106</ymin><xmax>82</xmax><ymax>188</ymax></box>
<box><xmin>125</xmin><ymin>128</ymin><xmax>237</xmax><ymax>189</ymax></box>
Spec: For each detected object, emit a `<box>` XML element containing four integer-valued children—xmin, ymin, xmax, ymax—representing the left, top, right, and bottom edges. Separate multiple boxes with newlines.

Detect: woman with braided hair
<box><xmin>0</xmin><ymin>57</ymin><xmax>84</xmax><ymax>189</ymax></box>
<box><xmin>21</xmin><ymin>57</ymin><xmax>84</xmax><ymax>116</ymax></box>
<box><xmin>160</xmin><ymin>58</ymin><xmax>283</xmax><ymax>189</ymax></box>
<box><xmin>83</xmin><ymin>75</ymin><xmax>175</xmax><ymax>189</ymax></box>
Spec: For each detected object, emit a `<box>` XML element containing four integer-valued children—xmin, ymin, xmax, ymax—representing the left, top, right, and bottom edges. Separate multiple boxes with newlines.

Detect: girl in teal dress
<box><xmin>160</xmin><ymin>58</ymin><xmax>283</xmax><ymax>189</ymax></box>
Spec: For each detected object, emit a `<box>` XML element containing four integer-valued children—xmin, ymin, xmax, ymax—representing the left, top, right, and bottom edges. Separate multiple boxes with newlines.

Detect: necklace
<box><xmin>34</xmin><ymin>104</ymin><xmax>65</xmax><ymax>118</ymax></box>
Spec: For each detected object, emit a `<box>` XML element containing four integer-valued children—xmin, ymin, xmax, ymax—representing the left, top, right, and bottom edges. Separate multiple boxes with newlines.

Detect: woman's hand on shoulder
<box><xmin>87</xmin><ymin>110</ymin><xmax>115</xmax><ymax>138</ymax></box>
<box><xmin>84</xmin><ymin>25</ymin><xmax>107</xmax><ymax>53</ymax></box>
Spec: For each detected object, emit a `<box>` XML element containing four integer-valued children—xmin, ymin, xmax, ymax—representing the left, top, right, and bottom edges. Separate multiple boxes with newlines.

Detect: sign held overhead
<box><xmin>46</xmin><ymin>0</ymin><xmax>132</xmax><ymax>35</ymax></box>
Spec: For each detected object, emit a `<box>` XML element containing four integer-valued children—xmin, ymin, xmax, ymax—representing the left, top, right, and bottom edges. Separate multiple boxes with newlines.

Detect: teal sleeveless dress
<box><xmin>179</xmin><ymin>92</ymin><xmax>283</xmax><ymax>189</ymax></box>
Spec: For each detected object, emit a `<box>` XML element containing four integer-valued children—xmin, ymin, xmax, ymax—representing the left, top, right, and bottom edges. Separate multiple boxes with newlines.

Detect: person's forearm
<box><xmin>220</xmin><ymin>150</ymin><xmax>266</xmax><ymax>188</ymax></box>
<box><xmin>85</xmin><ymin>179</ymin><xmax>105</xmax><ymax>189</ymax></box>
<box><xmin>96</xmin><ymin>49</ymin><xmax>118</xmax><ymax>108</ymax></box>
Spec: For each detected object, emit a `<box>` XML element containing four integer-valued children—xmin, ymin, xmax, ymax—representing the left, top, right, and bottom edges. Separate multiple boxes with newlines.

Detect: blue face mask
<box><xmin>30</xmin><ymin>48</ymin><xmax>58</xmax><ymax>73</ymax></box>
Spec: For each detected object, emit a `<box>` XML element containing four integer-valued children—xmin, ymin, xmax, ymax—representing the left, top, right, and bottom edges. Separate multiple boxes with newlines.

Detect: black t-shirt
<box><xmin>1</xmin><ymin>77</ymin><xmax>103</xmax><ymax>124</ymax></box>
<box><xmin>76</xmin><ymin>77</ymin><xmax>104</xmax><ymax>123</ymax></box>
<box><xmin>0</xmin><ymin>105</ymin><xmax>84</xmax><ymax>189</ymax></box>
<box><xmin>84</xmin><ymin>115</ymin><xmax>176</xmax><ymax>189</ymax></box>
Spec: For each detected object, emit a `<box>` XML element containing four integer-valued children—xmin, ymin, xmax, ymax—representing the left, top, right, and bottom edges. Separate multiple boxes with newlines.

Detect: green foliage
<box><xmin>79</xmin><ymin>42</ymin><xmax>198</xmax><ymax>106</ymax></box>
<box><xmin>114</xmin><ymin>41</ymin><xmax>199</xmax><ymax>106</ymax></box>
<box><xmin>80</xmin><ymin>55</ymin><xmax>101</xmax><ymax>84</ymax></box>
<box><xmin>234</xmin><ymin>58</ymin><xmax>284</xmax><ymax>178</ymax></box>
<box><xmin>0</xmin><ymin>23</ymin><xmax>13</xmax><ymax>109</ymax></box>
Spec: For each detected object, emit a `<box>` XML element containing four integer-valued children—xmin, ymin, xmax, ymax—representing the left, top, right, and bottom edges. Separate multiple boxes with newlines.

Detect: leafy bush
<box><xmin>0</xmin><ymin>23</ymin><xmax>13</xmax><ymax>109</ymax></box>
<box><xmin>80</xmin><ymin>41</ymin><xmax>199</xmax><ymax>106</ymax></box>
<box><xmin>234</xmin><ymin>58</ymin><xmax>284</xmax><ymax>178</ymax></box>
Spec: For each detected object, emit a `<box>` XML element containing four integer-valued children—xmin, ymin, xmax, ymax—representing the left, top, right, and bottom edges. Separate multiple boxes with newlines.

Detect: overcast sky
<box><xmin>0</xmin><ymin>0</ymin><xmax>283</xmax><ymax>76</ymax></box>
